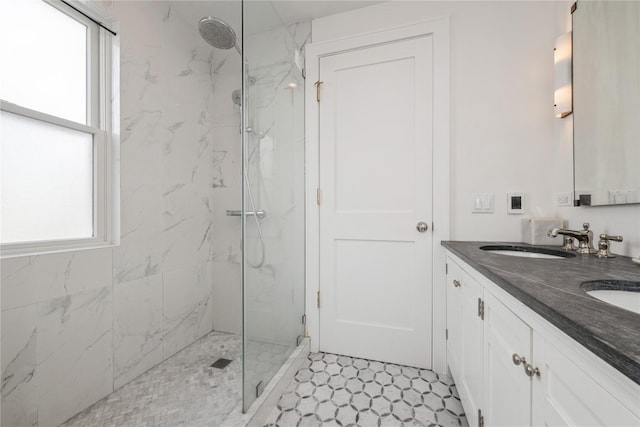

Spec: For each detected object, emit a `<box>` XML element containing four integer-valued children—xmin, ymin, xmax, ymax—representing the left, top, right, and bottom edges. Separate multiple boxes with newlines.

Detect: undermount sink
<box><xmin>581</xmin><ymin>281</ymin><xmax>640</xmax><ymax>315</ymax></box>
<box><xmin>479</xmin><ymin>245</ymin><xmax>576</xmax><ymax>260</ymax></box>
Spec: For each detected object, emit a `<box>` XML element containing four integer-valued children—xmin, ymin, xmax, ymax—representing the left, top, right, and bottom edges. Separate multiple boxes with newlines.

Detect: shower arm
<box><xmin>226</xmin><ymin>209</ymin><xmax>266</xmax><ymax>219</ymax></box>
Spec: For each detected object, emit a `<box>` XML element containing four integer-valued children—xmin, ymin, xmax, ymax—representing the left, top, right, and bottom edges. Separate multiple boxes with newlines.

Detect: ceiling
<box><xmin>172</xmin><ymin>1</ymin><xmax>384</xmax><ymax>37</ymax></box>
<box><xmin>270</xmin><ymin>1</ymin><xmax>384</xmax><ymax>25</ymax></box>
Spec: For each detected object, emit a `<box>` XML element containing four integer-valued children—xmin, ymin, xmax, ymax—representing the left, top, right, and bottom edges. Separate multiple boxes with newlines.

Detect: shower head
<box><xmin>199</xmin><ymin>17</ymin><xmax>239</xmax><ymax>52</ymax></box>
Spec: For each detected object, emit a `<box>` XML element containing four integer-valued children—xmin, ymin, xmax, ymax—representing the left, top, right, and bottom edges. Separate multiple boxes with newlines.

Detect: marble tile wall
<box><xmin>1</xmin><ymin>2</ymin><xmax>235</xmax><ymax>425</ymax></box>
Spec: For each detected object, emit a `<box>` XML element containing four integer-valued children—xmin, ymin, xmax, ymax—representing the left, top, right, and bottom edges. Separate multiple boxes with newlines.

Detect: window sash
<box><xmin>0</xmin><ymin>101</ymin><xmax>108</xmax><ymax>256</ymax></box>
<box><xmin>0</xmin><ymin>1</ymin><xmax>118</xmax><ymax>258</ymax></box>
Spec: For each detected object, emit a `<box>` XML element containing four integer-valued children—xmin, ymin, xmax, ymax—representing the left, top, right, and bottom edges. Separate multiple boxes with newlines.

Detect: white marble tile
<box><xmin>196</xmin><ymin>262</ymin><xmax>214</xmax><ymax>339</ymax></box>
<box><xmin>162</xmin><ymin>187</ymin><xmax>214</xmax><ymax>272</ymax></box>
<box><xmin>2</xmin><ymin>249</ymin><xmax>113</xmax><ymax>311</ymax></box>
<box><xmin>113</xmin><ymin>274</ymin><xmax>164</xmax><ymax>389</ymax></box>
<box><xmin>1</xmin><ymin>304</ymin><xmax>38</xmax><ymax>427</ymax></box>
<box><xmin>1</xmin><ymin>257</ymin><xmax>37</xmax><ymax>311</ymax></box>
<box><xmin>162</xmin><ymin>267</ymin><xmax>198</xmax><ymax>358</ymax></box>
<box><xmin>37</xmin><ymin>287</ymin><xmax>113</xmax><ymax>427</ymax></box>
<box><xmin>212</xmin><ymin>261</ymin><xmax>241</xmax><ymax>335</ymax></box>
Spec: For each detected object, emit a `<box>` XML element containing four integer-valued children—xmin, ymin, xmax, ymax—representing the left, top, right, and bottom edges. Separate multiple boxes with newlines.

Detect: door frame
<box><xmin>305</xmin><ymin>18</ymin><xmax>450</xmax><ymax>373</ymax></box>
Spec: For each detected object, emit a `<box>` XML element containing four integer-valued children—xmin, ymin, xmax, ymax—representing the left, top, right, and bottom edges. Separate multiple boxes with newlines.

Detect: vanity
<box><xmin>442</xmin><ymin>241</ymin><xmax>640</xmax><ymax>427</ymax></box>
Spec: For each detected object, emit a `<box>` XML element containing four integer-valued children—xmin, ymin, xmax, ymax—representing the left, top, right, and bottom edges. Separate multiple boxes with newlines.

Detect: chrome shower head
<box><xmin>198</xmin><ymin>17</ymin><xmax>237</xmax><ymax>51</ymax></box>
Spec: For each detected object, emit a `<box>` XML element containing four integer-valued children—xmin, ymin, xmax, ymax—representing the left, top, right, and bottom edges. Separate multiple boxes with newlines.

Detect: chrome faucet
<box><xmin>548</xmin><ymin>223</ymin><xmax>597</xmax><ymax>254</ymax></box>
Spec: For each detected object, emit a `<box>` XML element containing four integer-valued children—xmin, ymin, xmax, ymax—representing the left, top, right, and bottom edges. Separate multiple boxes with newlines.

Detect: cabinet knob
<box><xmin>512</xmin><ymin>353</ymin><xmax>526</xmax><ymax>366</ymax></box>
<box><xmin>453</xmin><ymin>279</ymin><xmax>461</xmax><ymax>287</ymax></box>
<box><xmin>524</xmin><ymin>363</ymin><xmax>541</xmax><ymax>377</ymax></box>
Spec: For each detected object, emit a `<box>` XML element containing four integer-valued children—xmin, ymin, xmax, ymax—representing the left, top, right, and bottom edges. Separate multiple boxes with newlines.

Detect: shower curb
<box><xmin>222</xmin><ymin>338</ymin><xmax>311</xmax><ymax>427</ymax></box>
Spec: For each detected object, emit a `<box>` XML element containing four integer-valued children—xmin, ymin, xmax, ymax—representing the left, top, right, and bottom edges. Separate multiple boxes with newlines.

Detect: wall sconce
<box><xmin>554</xmin><ymin>32</ymin><xmax>572</xmax><ymax>118</ymax></box>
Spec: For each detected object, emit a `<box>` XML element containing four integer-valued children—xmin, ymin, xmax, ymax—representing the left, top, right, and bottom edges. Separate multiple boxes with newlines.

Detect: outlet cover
<box><xmin>556</xmin><ymin>192</ymin><xmax>573</xmax><ymax>207</ymax></box>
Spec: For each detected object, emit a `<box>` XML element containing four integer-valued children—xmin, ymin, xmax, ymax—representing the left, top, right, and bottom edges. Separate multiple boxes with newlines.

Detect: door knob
<box><xmin>416</xmin><ymin>222</ymin><xmax>429</xmax><ymax>233</ymax></box>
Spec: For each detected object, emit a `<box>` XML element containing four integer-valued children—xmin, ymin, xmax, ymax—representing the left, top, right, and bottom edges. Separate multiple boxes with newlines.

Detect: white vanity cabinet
<box><xmin>445</xmin><ymin>253</ymin><xmax>640</xmax><ymax>427</ymax></box>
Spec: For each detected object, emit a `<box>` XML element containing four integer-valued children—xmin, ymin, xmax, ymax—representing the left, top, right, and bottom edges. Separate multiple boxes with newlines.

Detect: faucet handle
<box><xmin>582</xmin><ymin>222</ymin><xmax>591</xmax><ymax>231</ymax></box>
<box><xmin>561</xmin><ymin>235</ymin><xmax>577</xmax><ymax>251</ymax></box>
<box><xmin>597</xmin><ymin>234</ymin><xmax>623</xmax><ymax>258</ymax></box>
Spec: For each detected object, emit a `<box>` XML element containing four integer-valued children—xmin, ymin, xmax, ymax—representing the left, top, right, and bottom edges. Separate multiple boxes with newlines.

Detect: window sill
<box><xmin>1</xmin><ymin>239</ymin><xmax>119</xmax><ymax>259</ymax></box>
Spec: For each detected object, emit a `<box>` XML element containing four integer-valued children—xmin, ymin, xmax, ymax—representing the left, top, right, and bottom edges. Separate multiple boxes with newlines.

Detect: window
<box><xmin>0</xmin><ymin>0</ymin><xmax>119</xmax><ymax>256</ymax></box>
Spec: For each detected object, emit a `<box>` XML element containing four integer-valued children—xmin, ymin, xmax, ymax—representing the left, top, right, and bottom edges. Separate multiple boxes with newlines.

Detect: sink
<box><xmin>581</xmin><ymin>280</ymin><xmax>640</xmax><ymax>315</ymax></box>
<box><xmin>479</xmin><ymin>245</ymin><xmax>576</xmax><ymax>260</ymax></box>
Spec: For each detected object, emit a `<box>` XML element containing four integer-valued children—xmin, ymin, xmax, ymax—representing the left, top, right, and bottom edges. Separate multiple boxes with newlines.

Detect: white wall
<box><xmin>552</xmin><ymin>1</ymin><xmax>640</xmax><ymax>257</ymax></box>
<box><xmin>314</xmin><ymin>0</ymin><xmax>640</xmax><ymax>258</ymax></box>
<box><xmin>313</xmin><ymin>1</ymin><xmax>557</xmax><ymax>243</ymax></box>
<box><xmin>0</xmin><ymin>2</ymin><xmax>232</xmax><ymax>425</ymax></box>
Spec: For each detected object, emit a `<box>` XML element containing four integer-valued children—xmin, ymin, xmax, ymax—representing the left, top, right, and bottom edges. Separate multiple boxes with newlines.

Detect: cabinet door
<box><xmin>532</xmin><ymin>331</ymin><xmax>639</xmax><ymax>427</ymax></box>
<box><xmin>446</xmin><ymin>259</ymin><xmax>463</xmax><ymax>375</ymax></box>
<box><xmin>458</xmin><ymin>268</ymin><xmax>483</xmax><ymax>427</ymax></box>
<box><xmin>484</xmin><ymin>290</ymin><xmax>533</xmax><ymax>427</ymax></box>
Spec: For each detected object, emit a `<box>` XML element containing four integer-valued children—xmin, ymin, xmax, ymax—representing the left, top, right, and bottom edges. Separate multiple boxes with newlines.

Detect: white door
<box><xmin>318</xmin><ymin>36</ymin><xmax>433</xmax><ymax>368</ymax></box>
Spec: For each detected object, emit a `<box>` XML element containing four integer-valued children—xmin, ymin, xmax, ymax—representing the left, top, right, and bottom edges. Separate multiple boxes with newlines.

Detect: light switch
<box><xmin>472</xmin><ymin>194</ymin><xmax>494</xmax><ymax>213</ymax></box>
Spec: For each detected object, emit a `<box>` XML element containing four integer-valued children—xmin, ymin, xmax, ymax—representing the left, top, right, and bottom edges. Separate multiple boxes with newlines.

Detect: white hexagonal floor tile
<box><xmin>277</xmin><ymin>391</ymin><xmax>299</xmax><ymax>411</ymax></box>
<box><xmin>268</xmin><ymin>352</ymin><xmax>467</xmax><ymax>427</ymax></box>
<box><xmin>350</xmin><ymin>392</ymin><xmax>371</xmax><ymax>412</ymax></box>
<box><xmin>374</xmin><ymin>371</ymin><xmax>393</xmax><ymax>387</ymax></box>
<box><xmin>370</xmin><ymin>395</ymin><xmax>392</xmax><ymax>417</ymax></box>
<box><xmin>430</xmin><ymin>381</ymin><xmax>452</xmax><ymax>398</ymax></box>
<box><xmin>391</xmin><ymin>400</ymin><xmax>414</xmax><ymax>422</ymax></box>
<box><xmin>357</xmin><ymin>409</ymin><xmax>380</xmax><ymax>426</ymax></box>
<box><xmin>328</xmin><ymin>374</ymin><xmax>348</xmax><ymax>390</ymax></box>
<box><xmin>345</xmin><ymin>377</ymin><xmax>365</xmax><ymax>394</ymax></box>
<box><xmin>331</xmin><ymin>387</ymin><xmax>352</xmax><ymax>407</ymax></box>
<box><xmin>296</xmin><ymin>395</ymin><xmax>318</xmax><ymax>416</ymax></box>
<box><xmin>336</xmin><ymin>404</ymin><xmax>358</xmax><ymax>425</ymax></box>
<box><xmin>362</xmin><ymin>381</ymin><xmax>383</xmax><ymax>399</ymax></box>
<box><xmin>315</xmin><ymin>400</ymin><xmax>339</xmax><ymax>422</ymax></box>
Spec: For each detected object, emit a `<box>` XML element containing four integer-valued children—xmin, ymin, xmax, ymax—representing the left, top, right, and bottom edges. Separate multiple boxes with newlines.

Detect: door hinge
<box><xmin>317</xmin><ymin>188</ymin><xmax>321</xmax><ymax>205</ymax></box>
<box><xmin>445</xmin><ymin>263</ymin><xmax>448</xmax><ymax>274</ymax></box>
<box><xmin>445</xmin><ymin>328</ymin><xmax>448</xmax><ymax>340</ymax></box>
<box><xmin>314</xmin><ymin>80</ymin><xmax>323</xmax><ymax>102</ymax></box>
<box><xmin>302</xmin><ymin>314</ymin><xmax>306</xmax><ymax>325</ymax></box>
<box><xmin>478</xmin><ymin>409</ymin><xmax>484</xmax><ymax>427</ymax></box>
<box><xmin>570</xmin><ymin>1</ymin><xmax>577</xmax><ymax>13</ymax></box>
<box><xmin>317</xmin><ymin>291</ymin><xmax>321</xmax><ymax>308</ymax></box>
<box><xmin>478</xmin><ymin>298</ymin><xmax>485</xmax><ymax>320</ymax></box>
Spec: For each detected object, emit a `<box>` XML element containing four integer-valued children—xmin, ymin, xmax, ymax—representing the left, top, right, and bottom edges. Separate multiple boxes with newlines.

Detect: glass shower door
<box><xmin>241</xmin><ymin>0</ymin><xmax>306</xmax><ymax>412</ymax></box>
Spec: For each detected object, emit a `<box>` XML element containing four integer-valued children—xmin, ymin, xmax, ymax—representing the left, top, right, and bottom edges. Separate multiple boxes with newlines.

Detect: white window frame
<box><xmin>0</xmin><ymin>0</ymin><xmax>120</xmax><ymax>258</ymax></box>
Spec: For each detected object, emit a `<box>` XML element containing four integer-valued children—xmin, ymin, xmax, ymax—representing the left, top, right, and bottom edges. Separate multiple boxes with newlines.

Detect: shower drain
<box><xmin>210</xmin><ymin>358</ymin><xmax>232</xmax><ymax>369</ymax></box>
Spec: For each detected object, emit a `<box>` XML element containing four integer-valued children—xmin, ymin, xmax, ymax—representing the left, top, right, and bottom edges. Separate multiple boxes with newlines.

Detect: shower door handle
<box><xmin>226</xmin><ymin>209</ymin><xmax>266</xmax><ymax>219</ymax></box>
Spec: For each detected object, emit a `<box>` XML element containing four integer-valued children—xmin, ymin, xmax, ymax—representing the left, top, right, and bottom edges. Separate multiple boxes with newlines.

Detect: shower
<box><xmin>199</xmin><ymin>16</ymin><xmax>266</xmax><ymax>268</ymax></box>
<box><xmin>199</xmin><ymin>16</ymin><xmax>240</xmax><ymax>53</ymax></box>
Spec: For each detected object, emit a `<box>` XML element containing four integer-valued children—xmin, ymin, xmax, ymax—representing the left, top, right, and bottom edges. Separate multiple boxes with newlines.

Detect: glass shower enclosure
<box><xmin>241</xmin><ymin>0</ymin><xmax>306</xmax><ymax>412</ymax></box>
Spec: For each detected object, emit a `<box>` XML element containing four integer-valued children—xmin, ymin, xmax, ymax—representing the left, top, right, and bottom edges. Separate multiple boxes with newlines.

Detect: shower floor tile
<box><xmin>61</xmin><ymin>331</ymin><xmax>242</xmax><ymax>427</ymax></box>
<box><xmin>263</xmin><ymin>353</ymin><xmax>469</xmax><ymax>427</ymax></box>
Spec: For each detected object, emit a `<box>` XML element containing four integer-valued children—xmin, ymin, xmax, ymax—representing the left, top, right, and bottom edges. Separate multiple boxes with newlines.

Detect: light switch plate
<box><xmin>472</xmin><ymin>194</ymin><xmax>494</xmax><ymax>213</ymax></box>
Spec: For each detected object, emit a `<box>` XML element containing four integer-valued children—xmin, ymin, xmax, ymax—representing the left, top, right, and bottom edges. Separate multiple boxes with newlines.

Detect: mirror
<box><xmin>572</xmin><ymin>0</ymin><xmax>640</xmax><ymax>206</ymax></box>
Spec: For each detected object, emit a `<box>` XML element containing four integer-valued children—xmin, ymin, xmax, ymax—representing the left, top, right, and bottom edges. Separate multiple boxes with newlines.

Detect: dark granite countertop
<box><xmin>442</xmin><ymin>241</ymin><xmax>640</xmax><ymax>385</ymax></box>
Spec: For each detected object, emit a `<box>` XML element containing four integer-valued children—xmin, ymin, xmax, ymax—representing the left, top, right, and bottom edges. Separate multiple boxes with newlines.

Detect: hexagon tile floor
<box><xmin>263</xmin><ymin>352</ymin><xmax>469</xmax><ymax>427</ymax></box>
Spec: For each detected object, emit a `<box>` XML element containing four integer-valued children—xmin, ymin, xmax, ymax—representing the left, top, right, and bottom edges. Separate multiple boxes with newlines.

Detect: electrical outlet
<box><xmin>556</xmin><ymin>192</ymin><xmax>573</xmax><ymax>207</ymax></box>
